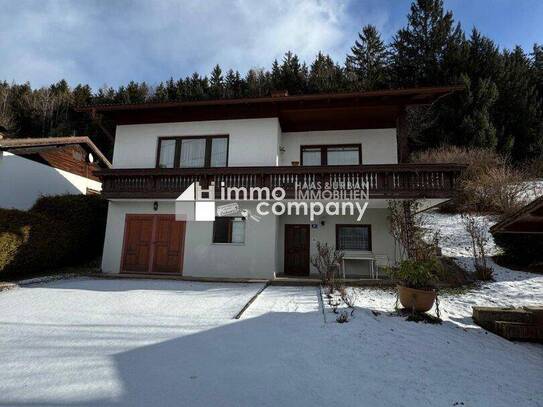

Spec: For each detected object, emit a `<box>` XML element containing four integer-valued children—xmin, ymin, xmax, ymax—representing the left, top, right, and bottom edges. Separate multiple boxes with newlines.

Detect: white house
<box><xmin>82</xmin><ymin>87</ymin><xmax>464</xmax><ymax>280</ymax></box>
<box><xmin>0</xmin><ymin>136</ymin><xmax>111</xmax><ymax>210</ymax></box>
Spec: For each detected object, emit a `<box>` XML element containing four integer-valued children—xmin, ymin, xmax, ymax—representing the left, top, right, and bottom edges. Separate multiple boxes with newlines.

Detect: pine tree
<box><xmin>494</xmin><ymin>46</ymin><xmax>543</xmax><ymax>160</ymax></box>
<box><xmin>279</xmin><ymin>51</ymin><xmax>307</xmax><ymax>94</ymax></box>
<box><xmin>345</xmin><ymin>25</ymin><xmax>388</xmax><ymax>90</ymax></box>
<box><xmin>209</xmin><ymin>64</ymin><xmax>224</xmax><ymax>99</ymax></box>
<box><xmin>309</xmin><ymin>52</ymin><xmax>344</xmax><ymax>93</ymax></box>
<box><xmin>390</xmin><ymin>0</ymin><xmax>464</xmax><ymax>87</ymax></box>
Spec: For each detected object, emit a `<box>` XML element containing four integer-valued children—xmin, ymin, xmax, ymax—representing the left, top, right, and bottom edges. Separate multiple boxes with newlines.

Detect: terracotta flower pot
<box><xmin>398</xmin><ymin>285</ymin><xmax>437</xmax><ymax>313</ymax></box>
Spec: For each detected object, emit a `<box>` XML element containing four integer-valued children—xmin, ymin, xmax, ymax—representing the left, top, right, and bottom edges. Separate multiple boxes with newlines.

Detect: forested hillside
<box><xmin>0</xmin><ymin>0</ymin><xmax>542</xmax><ymax>164</ymax></box>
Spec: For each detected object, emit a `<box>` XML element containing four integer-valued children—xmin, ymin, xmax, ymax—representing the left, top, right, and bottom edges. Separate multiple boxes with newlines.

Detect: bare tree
<box><xmin>462</xmin><ymin>213</ymin><xmax>493</xmax><ymax>280</ymax></box>
<box><xmin>310</xmin><ymin>241</ymin><xmax>344</xmax><ymax>291</ymax></box>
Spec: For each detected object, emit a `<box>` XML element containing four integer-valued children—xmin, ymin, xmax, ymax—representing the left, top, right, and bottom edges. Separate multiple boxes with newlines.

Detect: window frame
<box><xmin>335</xmin><ymin>224</ymin><xmax>372</xmax><ymax>251</ymax></box>
<box><xmin>156</xmin><ymin>135</ymin><xmax>229</xmax><ymax>169</ymax></box>
<box><xmin>212</xmin><ymin>216</ymin><xmax>246</xmax><ymax>245</ymax></box>
<box><xmin>300</xmin><ymin>144</ymin><xmax>362</xmax><ymax>166</ymax></box>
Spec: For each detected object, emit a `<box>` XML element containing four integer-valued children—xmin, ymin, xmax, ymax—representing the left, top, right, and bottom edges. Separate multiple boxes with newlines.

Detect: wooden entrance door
<box><xmin>121</xmin><ymin>214</ymin><xmax>186</xmax><ymax>274</ymax></box>
<box><xmin>284</xmin><ymin>224</ymin><xmax>310</xmax><ymax>276</ymax></box>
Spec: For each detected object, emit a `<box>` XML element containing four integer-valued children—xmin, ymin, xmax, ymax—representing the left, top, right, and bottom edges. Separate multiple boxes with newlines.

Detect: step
<box><xmin>494</xmin><ymin>321</ymin><xmax>543</xmax><ymax>342</ymax></box>
<box><xmin>472</xmin><ymin>306</ymin><xmax>534</xmax><ymax>325</ymax></box>
<box><xmin>523</xmin><ymin>306</ymin><xmax>543</xmax><ymax>327</ymax></box>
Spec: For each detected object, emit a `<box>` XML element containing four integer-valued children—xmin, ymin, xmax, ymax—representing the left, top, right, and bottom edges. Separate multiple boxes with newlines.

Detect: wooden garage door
<box><xmin>121</xmin><ymin>215</ymin><xmax>186</xmax><ymax>274</ymax></box>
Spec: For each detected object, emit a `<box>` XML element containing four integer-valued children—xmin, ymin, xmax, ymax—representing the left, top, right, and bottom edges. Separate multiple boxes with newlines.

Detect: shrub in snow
<box><xmin>388</xmin><ymin>200</ymin><xmax>441</xmax><ymax>261</ymax></box>
<box><xmin>310</xmin><ymin>241</ymin><xmax>343</xmax><ymax>290</ymax></box>
<box><xmin>462</xmin><ymin>214</ymin><xmax>494</xmax><ymax>281</ymax></box>
<box><xmin>336</xmin><ymin>310</ymin><xmax>349</xmax><ymax>323</ymax></box>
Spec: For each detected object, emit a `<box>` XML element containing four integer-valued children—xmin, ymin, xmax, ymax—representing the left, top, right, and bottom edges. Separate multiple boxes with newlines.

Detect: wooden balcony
<box><xmin>95</xmin><ymin>164</ymin><xmax>465</xmax><ymax>200</ymax></box>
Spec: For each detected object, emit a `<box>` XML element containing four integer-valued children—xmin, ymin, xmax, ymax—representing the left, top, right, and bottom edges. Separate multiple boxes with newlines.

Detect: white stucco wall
<box><xmin>0</xmin><ymin>152</ymin><xmax>102</xmax><ymax>210</ymax></box>
<box><xmin>279</xmin><ymin>129</ymin><xmax>398</xmax><ymax>165</ymax></box>
<box><xmin>102</xmin><ymin>201</ymin><xmax>399</xmax><ymax>279</ymax></box>
<box><xmin>101</xmin><ymin>201</ymin><xmax>277</xmax><ymax>279</ymax></box>
<box><xmin>113</xmin><ymin>118</ymin><xmax>281</xmax><ymax>168</ymax></box>
<box><xmin>276</xmin><ymin>208</ymin><xmax>399</xmax><ymax>277</ymax></box>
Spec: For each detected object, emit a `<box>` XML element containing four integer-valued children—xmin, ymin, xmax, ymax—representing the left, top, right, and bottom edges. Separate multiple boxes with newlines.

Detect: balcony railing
<box><xmin>95</xmin><ymin>164</ymin><xmax>465</xmax><ymax>200</ymax></box>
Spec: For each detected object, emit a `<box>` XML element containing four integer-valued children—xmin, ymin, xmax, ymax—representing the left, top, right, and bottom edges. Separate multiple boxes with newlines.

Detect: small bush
<box><xmin>0</xmin><ymin>195</ymin><xmax>108</xmax><ymax>279</ymax></box>
<box><xmin>411</xmin><ymin>145</ymin><xmax>532</xmax><ymax>214</ymax></box>
<box><xmin>386</xmin><ymin>258</ymin><xmax>443</xmax><ymax>289</ymax></box>
<box><xmin>493</xmin><ymin>233</ymin><xmax>543</xmax><ymax>268</ymax></box>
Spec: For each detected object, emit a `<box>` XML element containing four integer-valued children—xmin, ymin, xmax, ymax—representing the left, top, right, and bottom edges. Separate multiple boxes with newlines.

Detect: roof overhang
<box><xmin>490</xmin><ymin>196</ymin><xmax>543</xmax><ymax>234</ymax></box>
<box><xmin>0</xmin><ymin>136</ymin><xmax>111</xmax><ymax>168</ymax></box>
<box><xmin>77</xmin><ymin>86</ymin><xmax>463</xmax><ymax>133</ymax></box>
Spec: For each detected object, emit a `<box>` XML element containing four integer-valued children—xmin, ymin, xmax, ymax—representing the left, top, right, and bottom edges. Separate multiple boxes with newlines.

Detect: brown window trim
<box><xmin>336</xmin><ymin>224</ymin><xmax>372</xmax><ymax>251</ymax></box>
<box><xmin>300</xmin><ymin>144</ymin><xmax>362</xmax><ymax>166</ymax></box>
<box><xmin>156</xmin><ymin>135</ymin><xmax>229</xmax><ymax>168</ymax></box>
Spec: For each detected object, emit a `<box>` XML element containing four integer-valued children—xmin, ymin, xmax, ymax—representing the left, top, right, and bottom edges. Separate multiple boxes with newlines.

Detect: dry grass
<box><xmin>411</xmin><ymin>146</ymin><xmax>532</xmax><ymax>214</ymax></box>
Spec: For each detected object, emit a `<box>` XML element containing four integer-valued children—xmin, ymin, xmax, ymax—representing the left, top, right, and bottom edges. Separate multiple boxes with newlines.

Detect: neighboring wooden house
<box><xmin>0</xmin><ymin>135</ymin><xmax>111</xmax><ymax>209</ymax></box>
<box><xmin>490</xmin><ymin>195</ymin><xmax>543</xmax><ymax>267</ymax></box>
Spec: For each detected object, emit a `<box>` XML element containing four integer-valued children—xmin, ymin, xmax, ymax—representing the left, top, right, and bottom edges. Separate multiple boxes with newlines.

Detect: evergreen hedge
<box><xmin>0</xmin><ymin>195</ymin><xmax>107</xmax><ymax>279</ymax></box>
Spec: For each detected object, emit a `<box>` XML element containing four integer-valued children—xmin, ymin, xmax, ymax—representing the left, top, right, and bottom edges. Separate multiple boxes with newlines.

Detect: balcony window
<box><xmin>213</xmin><ymin>217</ymin><xmax>245</xmax><ymax>244</ymax></box>
<box><xmin>180</xmin><ymin>139</ymin><xmax>206</xmax><ymax>168</ymax></box>
<box><xmin>210</xmin><ymin>137</ymin><xmax>228</xmax><ymax>167</ymax></box>
<box><xmin>156</xmin><ymin>136</ymin><xmax>228</xmax><ymax>168</ymax></box>
<box><xmin>327</xmin><ymin>146</ymin><xmax>360</xmax><ymax>165</ymax></box>
<box><xmin>301</xmin><ymin>144</ymin><xmax>361</xmax><ymax>166</ymax></box>
<box><xmin>158</xmin><ymin>139</ymin><xmax>176</xmax><ymax>168</ymax></box>
<box><xmin>336</xmin><ymin>224</ymin><xmax>371</xmax><ymax>251</ymax></box>
<box><xmin>301</xmin><ymin>147</ymin><xmax>321</xmax><ymax>166</ymax></box>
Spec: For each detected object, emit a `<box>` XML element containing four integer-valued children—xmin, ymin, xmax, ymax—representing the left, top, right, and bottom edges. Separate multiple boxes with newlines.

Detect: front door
<box><xmin>121</xmin><ymin>214</ymin><xmax>186</xmax><ymax>274</ymax></box>
<box><xmin>284</xmin><ymin>224</ymin><xmax>310</xmax><ymax>276</ymax></box>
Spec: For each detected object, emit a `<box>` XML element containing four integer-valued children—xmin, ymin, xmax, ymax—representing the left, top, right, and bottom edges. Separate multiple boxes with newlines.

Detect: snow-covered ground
<box><xmin>0</xmin><ymin>279</ymin><xmax>265</xmax><ymax>406</ymax></box>
<box><xmin>0</xmin><ymin>276</ymin><xmax>541</xmax><ymax>406</ymax></box>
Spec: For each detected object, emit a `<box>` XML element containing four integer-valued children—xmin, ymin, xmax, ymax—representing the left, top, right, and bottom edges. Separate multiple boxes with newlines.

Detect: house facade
<box><xmin>0</xmin><ymin>136</ymin><xmax>111</xmax><ymax>210</ymax></box>
<box><xmin>85</xmin><ymin>88</ymin><xmax>464</xmax><ymax>279</ymax></box>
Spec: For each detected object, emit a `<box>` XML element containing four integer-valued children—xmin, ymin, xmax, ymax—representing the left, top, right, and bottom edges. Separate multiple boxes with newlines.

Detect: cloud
<box><xmin>0</xmin><ymin>0</ymin><xmax>387</xmax><ymax>89</ymax></box>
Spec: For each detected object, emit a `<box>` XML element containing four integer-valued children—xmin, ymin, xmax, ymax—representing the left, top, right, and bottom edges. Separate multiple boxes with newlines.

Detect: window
<box><xmin>158</xmin><ymin>139</ymin><xmax>176</xmax><ymax>168</ymax></box>
<box><xmin>180</xmin><ymin>138</ymin><xmax>206</xmax><ymax>168</ymax></box>
<box><xmin>327</xmin><ymin>146</ymin><xmax>360</xmax><ymax>165</ymax></box>
<box><xmin>156</xmin><ymin>136</ymin><xmax>228</xmax><ymax>168</ymax></box>
<box><xmin>210</xmin><ymin>137</ymin><xmax>228</xmax><ymax>167</ymax></box>
<box><xmin>213</xmin><ymin>217</ymin><xmax>245</xmax><ymax>244</ymax></box>
<box><xmin>301</xmin><ymin>147</ymin><xmax>322</xmax><ymax>166</ymax></box>
<box><xmin>300</xmin><ymin>144</ymin><xmax>361</xmax><ymax>166</ymax></box>
<box><xmin>336</xmin><ymin>225</ymin><xmax>371</xmax><ymax>251</ymax></box>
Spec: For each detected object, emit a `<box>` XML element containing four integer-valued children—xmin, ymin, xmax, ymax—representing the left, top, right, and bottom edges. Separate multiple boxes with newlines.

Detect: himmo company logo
<box><xmin>176</xmin><ymin>180</ymin><xmax>370</xmax><ymax>222</ymax></box>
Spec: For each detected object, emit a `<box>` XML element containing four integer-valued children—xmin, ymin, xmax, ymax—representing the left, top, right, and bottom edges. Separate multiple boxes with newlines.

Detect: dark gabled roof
<box><xmin>78</xmin><ymin>86</ymin><xmax>464</xmax><ymax>112</ymax></box>
<box><xmin>490</xmin><ymin>194</ymin><xmax>543</xmax><ymax>234</ymax></box>
<box><xmin>76</xmin><ymin>86</ymin><xmax>464</xmax><ymax>132</ymax></box>
<box><xmin>0</xmin><ymin>136</ymin><xmax>111</xmax><ymax>168</ymax></box>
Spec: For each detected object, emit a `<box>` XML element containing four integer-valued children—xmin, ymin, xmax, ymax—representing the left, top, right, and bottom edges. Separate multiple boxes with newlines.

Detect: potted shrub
<box><xmin>387</xmin><ymin>258</ymin><xmax>443</xmax><ymax>312</ymax></box>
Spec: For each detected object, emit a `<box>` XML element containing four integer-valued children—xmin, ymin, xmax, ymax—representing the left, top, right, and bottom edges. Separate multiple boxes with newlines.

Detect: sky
<box><xmin>0</xmin><ymin>0</ymin><xmax>542</xmax><ymax>90</ymax></box>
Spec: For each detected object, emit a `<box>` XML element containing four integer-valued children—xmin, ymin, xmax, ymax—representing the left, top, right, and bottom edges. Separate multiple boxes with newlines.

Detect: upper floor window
<box><xmin>157</xmin><ymin>136</ymin><xmax>228</xmax><ymax>168</ymax></box>
<box><xmin>300</xmin><ymin>144</ymin><xmax>361</xmax><ymax>166</ymax></box>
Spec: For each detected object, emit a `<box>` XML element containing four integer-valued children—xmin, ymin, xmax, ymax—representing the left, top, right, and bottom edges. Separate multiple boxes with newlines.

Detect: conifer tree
<box><xmin>390</xmin><ymin>0</ymin><xmax>464</xmax><ymax>87</ymax></box>
<box><xmin>346</xmin><ymin>25</ymin><xmax>388</xmax><ymax>90</ymax></box>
